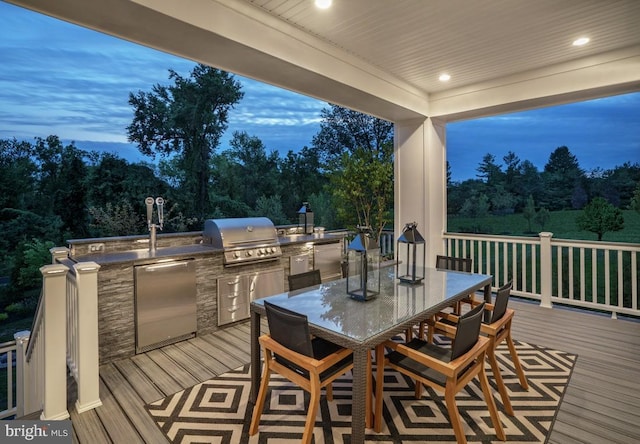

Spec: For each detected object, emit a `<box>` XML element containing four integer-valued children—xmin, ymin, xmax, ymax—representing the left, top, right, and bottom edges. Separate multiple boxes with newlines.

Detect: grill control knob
<box><xmin>246</xmin><ymin>250</ymin><xmax>253</xmax><ymax>257</ymax></box>
<box><xmin>233</xmin><ymin>251</ymin><xmax>240</xmax><ymax>258</ymax></box>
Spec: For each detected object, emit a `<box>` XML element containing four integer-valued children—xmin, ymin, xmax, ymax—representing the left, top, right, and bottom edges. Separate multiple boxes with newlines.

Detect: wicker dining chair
<box><xmin>249</xmin><ymin>300</ymin><xmax>353</xmax><ymax>444</ymax></box>
<box><xmin>288</xmin><ymin>269</ymin><xmax>322</xmax><ymax>291</ymax></box>
<box><xmin>427</xmin><ymin>280</ymin><xmax>529</xmax><ymax>416</ymax></box>
<box><xmin>376</xmin><ymin>302</ymin><xmax>505</xmax><ymax>443</ymax></box>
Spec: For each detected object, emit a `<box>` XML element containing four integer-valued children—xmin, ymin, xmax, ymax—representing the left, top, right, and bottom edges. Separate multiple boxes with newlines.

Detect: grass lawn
<box><xmin>448</xmin><ymin>209</ymin><xmax>640</xmax><ymax>243</ymax></box>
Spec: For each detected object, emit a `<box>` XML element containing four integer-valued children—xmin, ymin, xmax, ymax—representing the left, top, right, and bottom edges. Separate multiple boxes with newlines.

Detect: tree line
<box><xmin>0</xmin><ymin>64</ymin><xmax>394</xmax><ymax>322</ymax></box>
<box><xmin>1</xmin><ymin>63</ymin><xmax>638</xmax><ymax>324</ymax></box>
<box><xmin>447</xmin><ymin>147</ymin><xmax>640</xmax><ymax>237</ymax></box>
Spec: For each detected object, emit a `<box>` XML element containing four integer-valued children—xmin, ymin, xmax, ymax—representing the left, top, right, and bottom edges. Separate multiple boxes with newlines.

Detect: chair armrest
<box><xmin>259</xmin><ymin>334</ymin><xmax>352</xmax><ymax>373</ymax></box>
<box><xmin>384</xmin><ymin>337</ymin><xmax>489</xmax><ymax>378</ymax></box>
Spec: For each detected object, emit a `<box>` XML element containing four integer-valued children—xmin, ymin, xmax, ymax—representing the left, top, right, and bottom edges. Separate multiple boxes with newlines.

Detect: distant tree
<box><xmin>541</xmin><ymin>146</ymin><xmax>584</xmax><ymax>210</ymax></box>
<box><xmin>252</xmin><ymin>195</ymin><xmax>289</xmax><ymax>225</ymax></box>
<box><xmin>523</xmin><ymin>195</ymin><xmax>536</xmax><ymax>232</ymax></box>
<box><xmin>215</xmin><ymin>131</ymin><xmax>281</xmax><ymax>209</ymax></box>
<box><xmin>631</xmin><ymin>183</ymin><xmax>640</xmax><ymax>213</ymax></box>
<box><xmin>535</xmin><ymin>207</ymin><xmax>550</xmax><ymax>231</ymax></box>
<box><xmin>448</xmin><ymin>179</ymin><xmax>486</xmax><ymax>215</ymax></box>
<box><xmin>127</xmin><ymin>64</ymin><xmax>243</xmax><ymax>218</ymax></box>
<box><xmin>503</xmin><ymin>151</ymin><xmax>521</xmax><ymax>195</ymax></box>
<box><xmin>491</xmin><ymin>185</ymin><xmax>517</xmax><ymax>215</ymax></box>
<box><xmin>476</xmin><ymin>153</ymin><xmax>503</xmax><ymax>186</ymax></box>
<box><xmin>576</xmin><ymin>197</ymin><xmax>624</xmax><ymax>241</ymax></box>
<box><xmin>312</xmin><ymin>104</ymin><xmax>393</xmax><ymax>164</ymax></box>
<box><xmin>88</xmin><ymin>201</ymin><xmax>144</xmax><ymax>237</ymax></box>
<box><xmin>307</xmin><ymin>191</ymin><xmax>337</xmax><ymax>230</ymax></box>
<box><xmin>33</xmin><ymin>136</ymin><xmax>89</xmax><ymax>237</ymax></box>
<box><xmin>516</xmin><ymin>160</ymin><xmax>543</xmax><ymax>204</ymax></box>
<box><xmin>329</xmin><ymin>144</ymin><xmax>393</xmax><ymax>241</ymax></box>
<box><xmin>460</xmin><ymin>193</ymin><xmax>490</xmax><ymax>222</ymax></box>
<box><xmin>278</xmin><ymin>147</ymin><xmax>326</xmax><ymax>220</ymax></box>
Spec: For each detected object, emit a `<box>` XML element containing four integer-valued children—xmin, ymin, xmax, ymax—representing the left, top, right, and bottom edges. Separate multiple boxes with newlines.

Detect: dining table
<box><xmin>249</xmin><ymin>265</ymin><xmax>493</xmax><ymax>444</ymax></box>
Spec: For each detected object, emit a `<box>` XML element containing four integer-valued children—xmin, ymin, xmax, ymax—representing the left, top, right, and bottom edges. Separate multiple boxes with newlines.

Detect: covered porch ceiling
<box><xmin>6</xmin><ymin>0</ymin><xmax>640</xmax><ymax>122</ymax></box>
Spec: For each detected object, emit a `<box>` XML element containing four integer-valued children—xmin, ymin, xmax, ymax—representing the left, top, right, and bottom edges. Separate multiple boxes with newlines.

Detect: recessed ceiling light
<box><xmin>573</xmin><ymin>37</ymin><xmax>590</xmax><ymax>46</ymax></box>
<box><xmin>315</xmin><ymin>0</ymin><xmax>332</xmax><ymax>9</ymax></box>
<box><xmin>439</xmin><ymin>73</ymin><xmax>451</xmax><ymax>82</ymax></box>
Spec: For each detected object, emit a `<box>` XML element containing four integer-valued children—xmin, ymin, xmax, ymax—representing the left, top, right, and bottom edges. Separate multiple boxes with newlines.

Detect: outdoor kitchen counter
<box><xmin>64</xmin><ymin>232</ymin><xmax>343</xmax><ymax>364</ymax></box>
<box><xmin>68</xmin><ymin>233</ymin><xmax>342</xmax><ymax>265</ymax></box>
<box><xmin>70</xmin><ymin>243</ymin><xmax>221</xmax><ymax>265</ymax></box>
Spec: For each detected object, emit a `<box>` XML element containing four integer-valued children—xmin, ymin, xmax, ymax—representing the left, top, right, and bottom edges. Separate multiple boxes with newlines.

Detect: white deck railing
<box><xmin>15</xmin><ymin>248</ymin><xmax>102</xmax><ymax>419</ymax></box>
<box><xmin>443</xmin><ymin>232</ymin><xmax>640</xmax><ymax>318</ymax></box>
<box><xmin>0</xmin><ymin>340</ymin><xmax>17</xmax><ymax>419</ymax></box>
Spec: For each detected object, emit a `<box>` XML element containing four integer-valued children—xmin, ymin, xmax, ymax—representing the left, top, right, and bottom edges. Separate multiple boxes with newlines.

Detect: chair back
<box><xmin>436</xmin><ymin>255</ymin><xmax>472</xmax><ymax>273</ymax></box>
<box><xmin>264</xmin><ymin>300</ymin><xmax>313</xmax><ymax>357</ymax></box>
<box><xmin>288</xmin><ymin>269</ymin><xmax>322</xmax><ymax>291</ymax></box>
<box><xmin>451</xmin><ymin>301</ymin><xmax>485</xmax><ymax>360</ymax></box>
<box><xmin>490</xmin><ymin>281</ymin><xmax>513</xmax><ymax>324</ymax></box>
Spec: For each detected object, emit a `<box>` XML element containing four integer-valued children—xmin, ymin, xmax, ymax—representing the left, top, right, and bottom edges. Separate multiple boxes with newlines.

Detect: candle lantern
<box><xmin>298</xmin><ymin>202</ymin><xmax>314</xmax><ymax>234</ymax></box>
<box><xmin>346</xmin><ymin>227</ymin><xmax>381</xmax><ymax>301</ymax></box>
<box><xmin>396</xmin><ymin>222</ymin><xmax>426</xmax><ymax>284</ymax></box>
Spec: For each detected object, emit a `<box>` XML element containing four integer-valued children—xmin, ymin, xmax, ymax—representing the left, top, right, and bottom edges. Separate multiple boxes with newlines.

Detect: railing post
<box><xmin>40</xmin><ymin>264</ymin><xmax>70</xmax><ymax>420</ymax></box>
<box><xmin>539</xmin><ymin>232</ymin><xmax>554</xmax><ymax>309</ymax></box>
<box><xmin>50</xmin><ymin>246</ymin><xmax>69</xmax><ymax>264</ymax></box>
<box><xmin>14</xmin><ymin>330</ymin><xmax>30</xmax><ymax>418</ymax></box>
<box><xmin>73</xmin><ymin>262</ymin><xmax>103</xmax><ymax>413</ymax></box>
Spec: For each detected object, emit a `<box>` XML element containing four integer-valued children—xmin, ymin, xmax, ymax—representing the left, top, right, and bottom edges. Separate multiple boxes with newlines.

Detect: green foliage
<box><xmin>576</xmin><ymin>197</ymin><xmax>624</xmax><ymax>241</ymax></box>
<box><xmin>89</xmin><ymin>201</ymin><xmax>145</xmax><ymax>236</ymax></box>
<box><xmin>329</xmin><ymin>145</ymin><xmax>393</xmax><ymax>240</ymax></box>
<box><xmin>252</xmin><ymin>195</ymin><xmax>290</xmax><ymax>225</ymax></box>
<box><xmin>448</xmin><ymin>209</ymin><xmax>640</xmax><ymax>243</ymax></box>
<box><xmin>127</xmin><ymin>64</ymin><xmax>244</xmax><ymax>218</ymax></box>
<box><xmin>311</xmin><ymin>104</ymin><xmax>394</xmax><ymax>164</ymax></box>
<box><xmin>457</xmin><ymin>193</ymin><xmax>491</xmax><ymax>233</ymax></box>
<box><xmin>522</xmin><ymin>195</ymin><xmax>536</xmax><ymax>232</ymax></box>
<box><xmin>307</xmin><ymin>191</ymin><xmax>337</xmax><ymax>229</ymax></box>
<box><xmin>535</xmin><ymin>207</ymin><xmax>551</xmax><ymax>231</ymax></box>
<box><xmin>630</xmin><ymin>183</ymin><xmax>640</xmax><ymax>213</ymax></box>
<box><xmin>0</xmin><ymin>313</ymin><xmax>8</xmax><ymax>323</ymax></box>
<box><xmin>14</xmin><ymin>238</ymin><xmax>55</xmax><ymax>290</ymax></box>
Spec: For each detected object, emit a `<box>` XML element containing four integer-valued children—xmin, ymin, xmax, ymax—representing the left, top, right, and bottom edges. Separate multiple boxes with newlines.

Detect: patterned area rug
<box><xmin>146</xmin><ymin>339</ymin><xmax>576</xmax><ymax>443</ymax></box>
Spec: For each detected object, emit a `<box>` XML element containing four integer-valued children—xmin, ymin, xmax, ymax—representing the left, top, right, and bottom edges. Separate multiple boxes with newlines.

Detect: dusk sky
<box><xmin>1</xmin><ymin>2</ymin><xmax>638</xmax><ymax>182</ymax></box>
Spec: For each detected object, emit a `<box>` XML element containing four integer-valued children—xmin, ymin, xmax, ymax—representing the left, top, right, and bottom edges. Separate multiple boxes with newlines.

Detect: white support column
<box><xmin>50</xmin><ymin>247</ymin><xmax>69</xmax><ymax>264</ymax></box>
<box><xmin>539</xmin><ymin>232</ymin><xmax>554</xmax><ymax>309</ymax></box>
<box><xmin>14</xmin><ymin>330</ymin><xmax>30</xmax><ymax>418</ymax></box>
<box><xmin>73</xmin><ymin>262</ymin><xmax>103</xmax><ymax>413</ymax></box>
<box><xmin>40</xmin><ymin>264</ymin><xmax>70</xmax><ymax>420</ymax></box>
<box><xmin>395</xmin><ymin>117</ymin><xmax>447</xmax><ymax>267</ymax></box>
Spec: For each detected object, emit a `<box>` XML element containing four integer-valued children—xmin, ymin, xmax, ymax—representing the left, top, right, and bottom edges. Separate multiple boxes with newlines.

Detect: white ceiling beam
<box><xmin>429</xmin><ymin>46</ymin><xmax>640</xmax><ymax>122</ymax></box>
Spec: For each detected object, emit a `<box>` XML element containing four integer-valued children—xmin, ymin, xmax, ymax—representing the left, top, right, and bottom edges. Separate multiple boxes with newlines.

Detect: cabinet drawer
<box><xmin>218</xmin><ymin>291</ymin><xmax>249</xmax><ymax>309</ymax></box>
<box><xmin>218</xmin><ymin>303</ymin><xmax>249</xmax><ymax>326</ymax></box>
<box><xmin>217</xmin><ymin>276</ymin><xmax>248</xmax><ymax>297</ymax></box>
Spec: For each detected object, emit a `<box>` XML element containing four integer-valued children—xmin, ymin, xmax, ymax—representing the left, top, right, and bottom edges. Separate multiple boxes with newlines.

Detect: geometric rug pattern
<box><xmin>146</xmin><ymin>339</ymin><xmax>577</xmax><ymax>443</ymax></box>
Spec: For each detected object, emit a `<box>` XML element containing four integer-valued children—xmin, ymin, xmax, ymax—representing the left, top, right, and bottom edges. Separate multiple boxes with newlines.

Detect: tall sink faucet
<box><xmin>145</xmin><ymin>196</ymin><xmax>164</xmax><ymax>252</ymax></box>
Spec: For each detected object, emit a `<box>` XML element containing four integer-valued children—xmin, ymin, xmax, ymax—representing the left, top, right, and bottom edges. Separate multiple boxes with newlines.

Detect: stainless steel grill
<box><xmin>203</xmin><ymin>217</ymin><xmax>282</xmax><ymax>266</ymax></box>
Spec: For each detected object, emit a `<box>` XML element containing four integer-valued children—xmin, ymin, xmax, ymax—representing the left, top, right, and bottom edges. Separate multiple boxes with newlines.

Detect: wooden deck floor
<box><xmin>66</xmin><ymin>299</ymin><xmax>640</xmax><ymax>443</ymax></box>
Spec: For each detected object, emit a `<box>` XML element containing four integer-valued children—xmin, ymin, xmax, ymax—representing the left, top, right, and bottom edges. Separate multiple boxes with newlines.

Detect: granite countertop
<box><xmin>70</xmin><ymin>233</ymin><xmax>342</xmax><ymax>266</ymax></box>
<box><xmin>70</xmin><ymin>243</ymin><xmax>221</xmax><ymax>266</ymax></box>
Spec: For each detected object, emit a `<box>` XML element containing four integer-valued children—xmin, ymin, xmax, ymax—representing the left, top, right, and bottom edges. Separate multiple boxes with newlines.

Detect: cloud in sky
<box><xmin>0</xmin><ymin>2</ymin><xmax>638</xmax><ymax>179</ymax></box>
<box><xmin>0</xmin><ymin>2</ymin><xmax>326</xmax><ymax>162</ymax></box>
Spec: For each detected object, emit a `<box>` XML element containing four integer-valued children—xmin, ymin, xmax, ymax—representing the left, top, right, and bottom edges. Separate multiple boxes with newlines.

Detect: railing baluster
<box><xmin>579</xmin><ymin>247</ymin><xmax>586</xmax><ymax>302</ymax></box>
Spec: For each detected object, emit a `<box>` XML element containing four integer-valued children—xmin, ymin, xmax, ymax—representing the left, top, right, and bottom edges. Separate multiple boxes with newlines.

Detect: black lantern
<box><xmin>346</xmin><ymin>227</ymin><xmax>381</xmax><ymax>301</ymax></box>
<box><xmin>396</xmin><ymin>222</ymin><xmax>426</xmax><ymax>284</ymax></box>
<box><xmin>298</xmin><ymin>202</ymin><xmax>314</xmax><ymax>234</ymax></box>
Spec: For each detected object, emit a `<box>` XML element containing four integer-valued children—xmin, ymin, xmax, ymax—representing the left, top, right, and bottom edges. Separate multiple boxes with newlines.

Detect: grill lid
<box><xmin>203</xmin><ymin>217</ymin><xmax>281</xmax><ymax>265</ymax></box>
